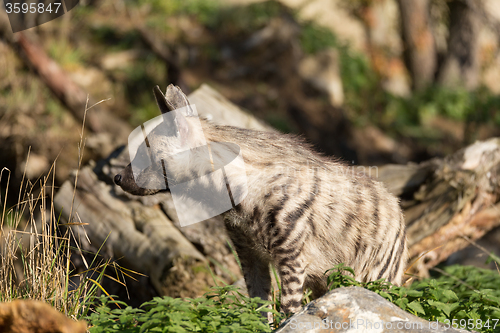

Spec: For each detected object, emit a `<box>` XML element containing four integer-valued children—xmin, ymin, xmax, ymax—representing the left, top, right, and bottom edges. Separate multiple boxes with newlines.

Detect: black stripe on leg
<box><xmin>281</xmin><ymin>299</ymin><xmax>302</xmax><ymax>313</ymax></box>
<box><xmin>281</xmin><ymin>286</ymin><xmax>305</xmax><ymax>296</ymax></box>
<box><xmin>281</xmin><ymin>275</ymin><xmax>301</xmax><ymax>285</ymax></box>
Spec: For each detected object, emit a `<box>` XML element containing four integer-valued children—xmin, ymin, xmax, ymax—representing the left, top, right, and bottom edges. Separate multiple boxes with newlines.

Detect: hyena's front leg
<box><xmin>225</xmin><ymin>224</ymin><xmax>273</xmax><ymax>320</ymax></box>
<box><xmin>274</xmin><ymin>251</ymin><xmax>307</xmax><ymax>314</ymax></box>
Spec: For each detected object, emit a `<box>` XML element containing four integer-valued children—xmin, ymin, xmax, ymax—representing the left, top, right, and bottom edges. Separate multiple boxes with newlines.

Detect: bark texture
<box><xmin>437</xmin><ymin>0</ymin><xmax>481</xmax><ymax>89</ymax></box>
<box><xmin>397</xmin><ymin>0</ymin><xmax>437</xmax><ymax>90</ymax></box>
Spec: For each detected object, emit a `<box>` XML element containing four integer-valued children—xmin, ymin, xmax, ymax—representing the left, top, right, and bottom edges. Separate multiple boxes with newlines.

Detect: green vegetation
<box><xmin>140</xmin><ymin>0</ymin><xmax>282</xmax><ymax>32</ymax></box>
<box><xmin>79</xmin><ymin>261</ymin><xmax>500</xmax><ymax>332</ymax></box>
<box><xmin>47</xmin><ymin>39</ymin><xmax>86</xmax><ymax>69</ymax></box>
<box><xmin>386</xmin><ymin>86</ymin><xmax>500</xmax><ymax>126</ymax></box>
<box><xmin>86</xmin><ymin>285</ymin><xmax>281</xmax><ymax>333</ymax></box>
<box><xmin>327</xmin><ymin>263</ymin><xmax>500</xmax><ymax>333</ymax></box>
<box><xmin>124</xmin><ymin>56</ymin><xmax>166</xmax><ymax>126</ymax></box>
<box><xmin>135</xmin><ymin>0</ymin><xmax>220</xmax><ymax>19</ymax></box>
<box><xmin>90</xmin><ymin>27</ymin><xmax>142</xmax><ymax>52</ymax></box>
<box><xmin>300</xmin><ymin>20</ymin><xmax>377</xmax><ymax>107</ymax></box>
<box><xmin>298</xmin><ymin>18</ymin><xmax>500</xmax><ymax>142</ymax></box>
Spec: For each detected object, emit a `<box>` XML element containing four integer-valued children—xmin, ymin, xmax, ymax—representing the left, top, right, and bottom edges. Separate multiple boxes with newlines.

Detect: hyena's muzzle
<box><xmin>114</xmin><ymin>163</ymin><xmax>167</xmax><ymax>196</ymax></box>
<box><xmin>113</xmin><ymin>163</ymin><xmax>143</xmax><ymax>195</ymax></box>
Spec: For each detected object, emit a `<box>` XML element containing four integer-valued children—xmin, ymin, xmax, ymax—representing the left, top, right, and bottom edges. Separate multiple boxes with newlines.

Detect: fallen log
<box><xmin>378</xmin><ymin>139</ymin><xmax>500</xmax><ymax>277</ymax></box>
<box><xmin>54</xmin><ymin>167</ymin><xmax>211</xmax><ymax>298</ymax></box>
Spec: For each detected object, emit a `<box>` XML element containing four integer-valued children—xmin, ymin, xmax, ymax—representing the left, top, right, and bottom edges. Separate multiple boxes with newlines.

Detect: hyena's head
<box><xmin>114</xmin><ymin>85</ymin><xmax>209</xmax><ymax>196</ymax></box>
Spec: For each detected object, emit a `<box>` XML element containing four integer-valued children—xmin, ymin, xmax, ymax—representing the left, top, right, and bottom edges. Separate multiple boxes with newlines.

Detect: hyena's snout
<box><xmin>114</xmin><ymin>163</ymin><xmax>166</xmax><ymax>196</ymax></box>
<box><xmin>113</xmin><ymin>164</ymin><xmax>143</xmax><ymax>194</ymax></box>
<box><xmin>113</xmin><ymin>173</ymin><xmax>123</xmax><ymax>185</ymax></box>
<box><xmin>113</xmin><ymin>163</ymin><xmax>133</xmax><ymax>186</ymax></box>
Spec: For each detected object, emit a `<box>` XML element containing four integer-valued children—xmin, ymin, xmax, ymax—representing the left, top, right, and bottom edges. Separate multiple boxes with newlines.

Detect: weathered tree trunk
<box><xmin>54</xmin><ymin>167</ymin><xmax>213</xmax><ymax>298</ymax></box>
<box><xmin>378</xmin><ymin>138</ymin><xmax>500</xmax><ymax>277</ymax></box>
<box><xmin>397</xmin><ymin>0</ymin><xmax>437</xmax><ymax>91</ymax></box>
<box><xmin>437</xmin><ymin>0</ymin><xmax>481</xmax><ymax>90</ymax></box>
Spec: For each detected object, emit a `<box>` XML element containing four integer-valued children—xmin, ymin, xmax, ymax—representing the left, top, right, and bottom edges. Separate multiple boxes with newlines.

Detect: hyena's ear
<box><xmin>153</xmin><ymin>85</ymin><xmax>196</xmax><ymax>116</ymax></box>
<box><xmin>153</xmin><ymin>85</ymin><xmax>193</xmax><ymax>144</ymax></box>
<box><xmin>153</xmin><ymin>85</ymin><xmax>173</xmax><ymax>114</ymax></box>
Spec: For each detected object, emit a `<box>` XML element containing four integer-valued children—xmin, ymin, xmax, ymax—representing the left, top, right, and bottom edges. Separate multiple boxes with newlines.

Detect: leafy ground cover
<box><xmin>86</xmin><ymin>285</ymin><xmax>277</xmax><ymax>333</ymax></box>
<box><xmin>327</xmin><ymin>263</ymin><xmax>500</xmax><ymax>333</ymax></box>
<box><xmin>82</xmin><ymin>262</ymin><xmax>500</xmax><ymax>332</ymax></box>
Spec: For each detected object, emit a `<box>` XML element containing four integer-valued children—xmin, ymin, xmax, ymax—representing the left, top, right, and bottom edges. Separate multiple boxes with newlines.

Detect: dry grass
<box><xmin>0</xmin><ymin>158</ymin><xmax>102</xmax><ymax>319</ymax></box>
<box><xmin>0</xmin><ymin>100</ymin><xmax>112</xmax><ymax>320</ymax></box>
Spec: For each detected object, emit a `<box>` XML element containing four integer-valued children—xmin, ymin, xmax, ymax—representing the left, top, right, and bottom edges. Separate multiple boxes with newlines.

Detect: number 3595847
<box><xmin>4</xmin><ymin>2</ymin><xmax>61</xmax><ymax>14</ymax></box>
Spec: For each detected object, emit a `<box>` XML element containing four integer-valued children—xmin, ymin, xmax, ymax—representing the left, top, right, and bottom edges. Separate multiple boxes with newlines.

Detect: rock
<box><xmin>276</xmin><ymin>286</ymin><xmax>472</xmax><ymax>333</ymax></box>
<box><xmin>0</xmin><ymin>300</ymin><xmax>86</xmax><ymax>333</ymax></box>
<box><xmin>188</xmin><ymin>84</ymin><xmax>273</xmax><ymax>131</ymax></box>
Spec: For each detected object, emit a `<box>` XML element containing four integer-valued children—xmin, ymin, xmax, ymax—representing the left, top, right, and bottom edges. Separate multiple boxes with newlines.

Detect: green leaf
<box><xmin>441</xmin><ymin>290</ymin><xmax>459</xmax><ymax>302</ymax></box>
<box><xmin>407</xmin><ymin>301</ymin><xmax>426</xmax><ymax>315</ymax></box>
<box><xmin>394</xmin><ymin>298</ymin><xmax>408</xmax><ymax>310</ymax></box>
<box><xmin>406</xmin><ymin>289</ymin><xmax>423</xmax><ymax>298</ymax></box>
<box><xmin>378</xmin><ymin>291</ymin><xmax>392</xmax><ymax>302</ymax></box>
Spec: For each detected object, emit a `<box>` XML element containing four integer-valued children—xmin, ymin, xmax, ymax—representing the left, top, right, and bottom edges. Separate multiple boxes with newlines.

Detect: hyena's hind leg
<box><xmin>225</xmin><ymin>224</ymin><xmax>273</xmax><ymax>321</ymax></box>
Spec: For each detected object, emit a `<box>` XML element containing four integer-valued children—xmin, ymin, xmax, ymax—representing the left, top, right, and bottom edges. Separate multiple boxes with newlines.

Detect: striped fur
<box><xmin>115</xmin><ymin>85</ymin><xmax>409</xmax><ymax>317</ymax></box>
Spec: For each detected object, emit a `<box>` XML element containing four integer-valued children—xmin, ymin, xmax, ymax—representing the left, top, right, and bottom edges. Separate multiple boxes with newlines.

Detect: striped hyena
<box><xmin>114</xmin><ymin>85</ymin><xmax>408</xmax><ymax>317</ymax></box>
